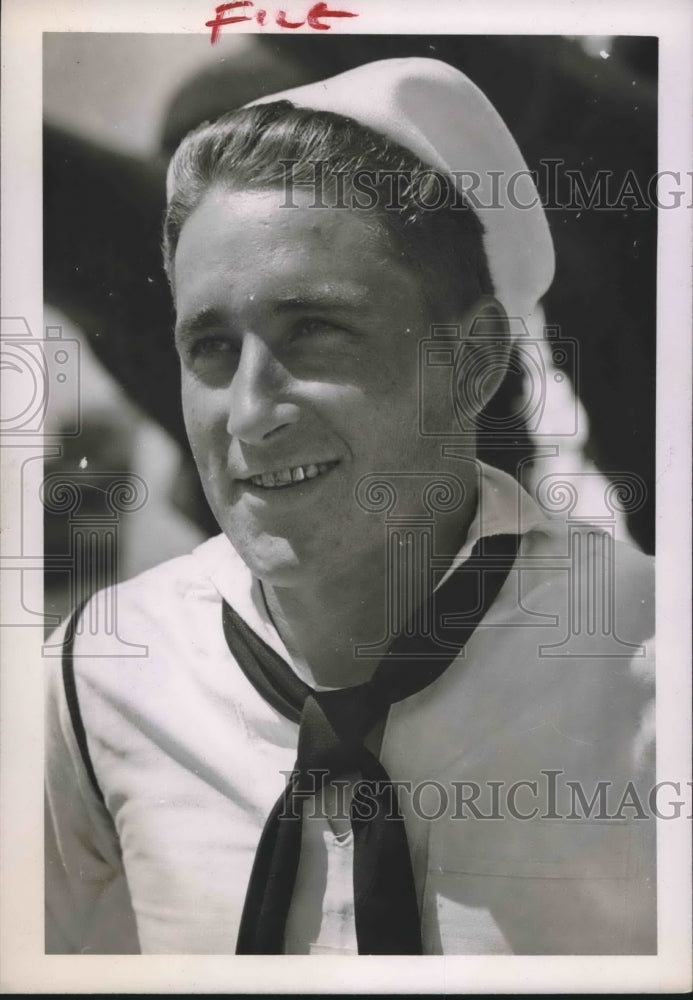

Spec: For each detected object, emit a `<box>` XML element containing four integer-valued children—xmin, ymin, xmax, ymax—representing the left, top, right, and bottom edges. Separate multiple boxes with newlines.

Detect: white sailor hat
<box><xmin>249</xmin><ymin>57</ymin><xmax>555</xmax><ymax>321</ymax></box>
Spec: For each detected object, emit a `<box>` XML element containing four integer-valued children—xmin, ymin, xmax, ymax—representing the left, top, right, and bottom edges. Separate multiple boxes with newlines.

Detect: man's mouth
<box><xmin>245</xmin><ymin>461</ymin><xmax>338</xmax><ymax>490</ymax></box>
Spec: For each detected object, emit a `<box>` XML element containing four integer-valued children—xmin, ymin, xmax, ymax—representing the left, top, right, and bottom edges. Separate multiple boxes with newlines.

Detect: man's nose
<box><xmin>225</xmin><ymin>333</ymin><xmax>299</xmax><ymax>444</ymax></box>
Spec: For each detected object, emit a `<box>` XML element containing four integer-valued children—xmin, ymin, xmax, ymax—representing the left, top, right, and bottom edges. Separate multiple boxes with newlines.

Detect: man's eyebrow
<box><xmin>174</xmin><ymin>307</ymin><xmax>226</xmax><ymax>343</ymax></box>
<box><xmin>175</xmin><ymin>289</ymin><xmax>371</xmax><ymax>342</ymax></box>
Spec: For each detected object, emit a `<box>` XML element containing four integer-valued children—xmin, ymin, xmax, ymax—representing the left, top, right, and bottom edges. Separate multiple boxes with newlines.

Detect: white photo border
<box><xmin>1</xmin><ymin>0</ymin><xmax>691</xmax><ymax>992</ymax></box>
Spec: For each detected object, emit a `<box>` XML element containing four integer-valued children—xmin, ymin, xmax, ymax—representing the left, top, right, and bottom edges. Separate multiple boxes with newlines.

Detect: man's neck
<box><xmin>262</xmin><ymin>564</ymin><xmax>393</xmax><ymax>688</ymax></box>
<box><xmin>261</xmin><ymin>480</ymin><xmax>479</xmax><ymax>689</ymax></box>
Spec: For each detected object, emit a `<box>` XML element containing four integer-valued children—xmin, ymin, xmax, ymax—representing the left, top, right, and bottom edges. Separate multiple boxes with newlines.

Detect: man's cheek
<box><xmin>182</xmin><ymin>389</ymin><xmax>225</xmax><ymax>444</ymax></box>
<box><xmin>182</xmin><ymin>420</ymin><xmax>223</xmax><ymax>484</ymax></box>
<box><xmin>181</xmin><ymin>384</ymin><xmax>203</xmax><ymax>441</ymax></box>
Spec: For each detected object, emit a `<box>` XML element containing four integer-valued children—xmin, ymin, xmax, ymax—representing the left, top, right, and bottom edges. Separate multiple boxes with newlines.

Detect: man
<box><xmin>45</xmin><ymin>58</ymin><xmax>655</xmax><ymax>955</ymax></box>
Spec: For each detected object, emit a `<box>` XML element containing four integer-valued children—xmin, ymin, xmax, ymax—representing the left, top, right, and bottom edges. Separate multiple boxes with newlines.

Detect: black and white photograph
<box><xmin>1</xmin><ymin>0</ymin><xmax>691</xmax><ymax>993</ymax></box>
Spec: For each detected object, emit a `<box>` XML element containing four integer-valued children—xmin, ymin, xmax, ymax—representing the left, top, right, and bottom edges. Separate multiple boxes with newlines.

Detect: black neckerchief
<box><xmin>222</xmin><ymin>532</ymin><xmax>521</xmax><ymax>954</ymax></box>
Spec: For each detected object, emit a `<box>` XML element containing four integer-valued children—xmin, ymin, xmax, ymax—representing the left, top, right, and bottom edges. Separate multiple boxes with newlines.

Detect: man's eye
<box><xmin>293</xmin><ymin>319</ymin><xmax>346</xmax><ymax>340</ymax></box>
<box><xmin>191</xmin><ymin>336</ymin><xmax>236</xmax><ymax>358</ymax></box>
<box><xmin>184</xmin><ymin>336</ymin><xmax>240</xmax><ymax>382</ymax></box>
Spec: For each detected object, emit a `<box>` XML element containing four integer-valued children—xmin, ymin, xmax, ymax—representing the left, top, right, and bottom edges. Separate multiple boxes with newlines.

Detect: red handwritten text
<box><xmin>206</xmin><ymin>2</ymin><xmax>358</xmax><ymax>43</ymax></box>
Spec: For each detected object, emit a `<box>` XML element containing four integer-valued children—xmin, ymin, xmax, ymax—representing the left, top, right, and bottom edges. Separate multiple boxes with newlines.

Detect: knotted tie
<box><xmin>223</xmin><ymin>533</ymin><xmax>521</xmax><ymax>954</ymax></box>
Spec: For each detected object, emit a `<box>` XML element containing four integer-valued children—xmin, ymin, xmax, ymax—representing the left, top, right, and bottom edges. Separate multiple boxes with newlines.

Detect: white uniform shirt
<box><xmin>45</xmin><ymin>463</ymin><xmax>656</xmax><ymax>955</ymax></box>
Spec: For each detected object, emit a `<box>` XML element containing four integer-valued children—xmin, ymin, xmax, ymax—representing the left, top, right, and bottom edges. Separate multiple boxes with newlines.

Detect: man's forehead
<box><xmin>180</xmin><ymin>185</ymin><xmax>390</xmax><ymax>240</ymax></box>
<box><xmin>173</xmin><ymin>186</ymin><xmax>409</xmax><ymax>306</ymax></box>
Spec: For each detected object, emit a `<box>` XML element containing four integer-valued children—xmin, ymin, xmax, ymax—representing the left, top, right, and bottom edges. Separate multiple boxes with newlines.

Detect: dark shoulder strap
<box><xmin>61</xmin><ymin>601</ymin><xmax>105</xmax><ymax>805</ymax></box>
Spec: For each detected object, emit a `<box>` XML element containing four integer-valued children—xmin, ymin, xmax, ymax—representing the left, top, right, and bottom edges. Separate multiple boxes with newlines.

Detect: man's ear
<box><xmin>452</xmin><ymin>295</ymin><xmax>511</xmax><ymax>428</ymax></box>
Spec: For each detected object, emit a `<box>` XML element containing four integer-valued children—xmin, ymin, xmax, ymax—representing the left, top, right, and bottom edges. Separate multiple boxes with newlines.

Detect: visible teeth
<box><xmin>249</xmin><ymin>462</ymin><xmax>334</xmax><ymax>488</ymax></box>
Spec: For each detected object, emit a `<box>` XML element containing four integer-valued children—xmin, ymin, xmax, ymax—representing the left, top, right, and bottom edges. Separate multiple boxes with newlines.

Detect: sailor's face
<box><xmin>174</xmin><ymin>187</ymin><xmax>460</xmax><ymax>585</ymax></box>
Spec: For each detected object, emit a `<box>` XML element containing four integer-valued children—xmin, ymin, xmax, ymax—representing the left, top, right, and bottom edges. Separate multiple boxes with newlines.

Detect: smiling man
<box><xmin>171</xmin><ymin>181</ymin><xmax>500</xmax><ymax>689</ymax></box>
<box><xmin>173</xmin><ymin>186</ymin><xmax>453</xmax><ymax>587</ymax></box>
<box><xmin>45</xmin><ymin>59</ymin><xmax>656</xmax><ymax>956</ymax></box>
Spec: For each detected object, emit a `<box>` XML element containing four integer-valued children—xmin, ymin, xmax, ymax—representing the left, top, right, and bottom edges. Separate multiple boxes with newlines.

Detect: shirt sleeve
<box><xmin>44</xmin><ymin>620</ymin><xmax>140</xmax><ymax>954</ymax></box>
